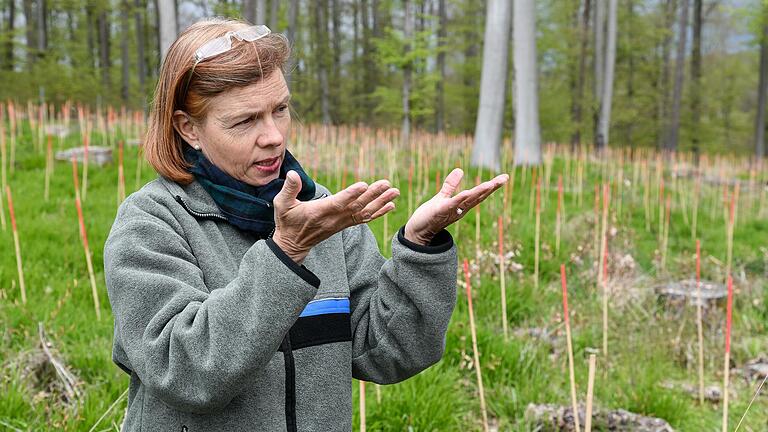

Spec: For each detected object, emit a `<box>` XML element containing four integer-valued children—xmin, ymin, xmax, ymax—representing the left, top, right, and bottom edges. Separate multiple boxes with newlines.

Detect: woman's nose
<box><xmin>257</xmin><ymin>115</ymin><xmax>284</xmax><ymax>147</ymax></box>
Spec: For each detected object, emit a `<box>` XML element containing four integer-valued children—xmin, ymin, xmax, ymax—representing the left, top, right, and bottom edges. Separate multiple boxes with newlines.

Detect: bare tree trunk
<box><xmin>331</xmin><ymin>0</ymin><xmax>341</xmax><ymax>123</ymax></box>
<box><xmin>36</xmin><ymin>0</ymin><xmax>46</xmax><ymax>58</ymax></box>
<box><xmin>471</xmin><ymin>0</ymin><xmax>511</xmax><ymax>171</ymax></box>
<box><xmin>596</xmin><ymin>0</ymin><xmax>617</xmax><ymax>150</ymax></box>
<box><xmin>755</xmin><ymin>4</ymin><xmax>768</xmax><ymax>160</ymax></box>
<box><xmin>269</xmin><ymin>0</ymin><xmax>278</xmax><ymax>30</ymax></box>
<box><xmin>87</xmin><ymin>3</ymin><xmax>96</xmax><ymax>69</ymax></box>
<box><xmin>98</xmin><ymin>8</ymin><xmax>111</xmax><ymax>90</ymax></box>
<box><xmin>157</xmin><ymin>0</ymin><xmax>177</xmax><ymax>64</ymax></box>
<box><xmin>570</xmin><ymin>0</ymin><xmax>590</xmax><ymax>148</ymax></box>
<box><xmin>22</xmin><ymin>0</ymin><xmax>35</xmax><ymax>66</ymax></box>
<box><xmin>657</xmin><ymin>0</ymin><xmax>677</xmax><ymax>149</ymax></box>
<box><xmin>513</xmin><ymin>0</ymin><xmax>542</xmax><ymax>166</ymax></box>
<box><xmin>690</xmin><ymin>0</ymin><xmax>702</xmax><ymax>158</ymax></box>
<box><xmin>665</xmin><ymin>0</ymin><xmax>689</xmax><ymax>153</ymax></box>
<box><xmin>314</xmin><ymin>0</ymin><xmax>331</xmax><ymax>124</ymax></box>
<box><xmin>4</xmin><ymin>0</ymin><xmax>14</xmax><ymax>70</ymax></box>
<box><xmin>626</xmin><ymin>0</ymin><xmax>635</xmax><ymax>149</ymax></box>
<box><xmin>592</xmin><ymin>0</ymin><xmax>605</xmax><ymax>147</ymax></box>
<box><xmin>435</xmin><ymin>0</ymin><xmax>446</xmax><ymax>132</ymax></box>
<box><xmin>401</xmin><ymin>0</ymin><xmax>413</xmax><ymax>145</ymax></box>
<box><xmin>243</xmin><ymin>0</ymin><xmax>256</xmax><ymax>24</ymax></box>
<box><xmin>135</xmin><ymin>0</ymin><xmax>147</xmax><ymax>99</ymax></box>
<box><xmin>287</xmin><ymin>0</ymin><xmax>298</xmax><ymax>45</ymax></box>
<box><xmin>121</xmin><ymin>0</ymin><xmax>130</xmax><ymax>102</ymax></box>
<box><xmin>257</xmin><ymin>0</ymin><xmax>266</xmax><ymax>25</ymax></box>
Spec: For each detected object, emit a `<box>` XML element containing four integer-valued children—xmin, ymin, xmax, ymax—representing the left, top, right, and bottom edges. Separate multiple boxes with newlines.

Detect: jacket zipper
<box><xmin>174</xmin><ymin>195</ymin><xmax>229</xmax><ymax>221</ymax></box>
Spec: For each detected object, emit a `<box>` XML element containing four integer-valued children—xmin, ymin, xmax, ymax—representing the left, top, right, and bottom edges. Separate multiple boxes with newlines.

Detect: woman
<box><xmin>104</xmin><ymin>18</ymin><xmax>507</xmax><ymax>432</ymax></box>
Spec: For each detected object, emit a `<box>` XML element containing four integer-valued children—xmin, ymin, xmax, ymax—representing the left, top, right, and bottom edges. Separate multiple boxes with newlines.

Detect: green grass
<box><xmin>1</xmin><ymin>126</ymin><xmax>768</xmax><ymax>430</ymax></box>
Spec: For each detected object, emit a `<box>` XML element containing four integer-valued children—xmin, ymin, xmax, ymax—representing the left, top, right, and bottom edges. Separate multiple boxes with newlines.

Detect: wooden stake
<box><xmin>72</xmin><ymin>157</ymin><xmax>101</xmax><ymax>321</ymax></box>
<box><xmin>556</xmin><ymin>175</ymin><xmax>563</xmax><ymax>255</ymax></box>
<box><xmin>0</xmin><ymin>122</ymin><xmax>7</xmax><ymax>230</ymax></box>
<box><xmin>598</xmin><ymin>184</ymin><xmax>609</xmax><ymax>357</ymax></box>
<box><xmin>464</xmin><ymin>259</ymin><xmax>489</xmax><ymax>432</ymax></box>
<box><xmin>661</xmin><ymin>195</ymin><xmax>671</xmax><ymax>273</ymax></box>
<box><xmin>696</xmin><ymin>239</ymin><xmax>705</xmax><ymax>405</ymax></box>
<box><xmin>475</xmin><ymin>176</ymin><xmax>481</xmax><ymax>268</ymax></box>
<box><xmin>561</xmin><ymin>265</ymin><xmax>581</xmax><ymax>432</ymax></box>
<box><xmin>691</xmin><ymin>174</ymin><xmax>701</xmax><ymax>241</ymax></box>
<box><xmin>585</xmin><ymin>354</ymin><xmax>597</xmax><ymax>432</ymax></box>
<box><xmin>498</xmin><ymin>215</ymin><xmax>508</xmax><ymax>341</ymax></box>
<box><xmin>6</xmin><ymin>185</ymin><xmax>27</xmax><ymax>304</ymax></box>
<box><xmin>117</xmin><ymin>140</ymin><xmax>126</xmax><ymax>206</ymax></box>
<box><xmin>722</xmin><ymin>275</ymin><xmax>734</xmax><ymax>432</ymax></box>
<box><xmin>44</xmin><ymin>136</ymin><xmax>52</xmax><ymax>202</ymax></box>
<box><xmin>359</xmin><ymin>380</ymin><xmax>366</xmax><ymax>432</ymax></box>
<box><xmin>534</xmin><ymin>177</ymin><xmax>541</xmax><ymax>289</ymax></box>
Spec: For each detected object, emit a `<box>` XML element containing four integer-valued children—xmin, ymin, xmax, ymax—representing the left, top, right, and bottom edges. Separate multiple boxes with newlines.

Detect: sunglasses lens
<box><xmin>196</xmin><ymin>36</ymin><xmax>232</xmax><ymax>62</ymax></box>
<box><xmin>239</xmin><ymin>25</ymin><xmax>271</xmax><ymax>41</ymax></box>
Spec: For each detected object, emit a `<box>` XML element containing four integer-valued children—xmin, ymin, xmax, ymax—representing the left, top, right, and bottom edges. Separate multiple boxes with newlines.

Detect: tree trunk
<box><xmin>331</xmin><ymin>0</ymin><xmax>341</xmax><ymax>123</ymax></box>
<box><xmin>269</xmin><ymin>0</ymin><xmax>278</xmax><ymax>31</ymax></box>
<box><xmin>435</xmin><ymin>0</ymin><xmax>446</xmax><ymax>132</ymax></box>
<box><xmin>596</xmin><ymin>0</ymin><xmax>617</xmax><ymax>150</ymax></box>
<box><xmin>158</xmin><ymin>0</ymin><xmax>177</xmax><ymax>64</ymax></box>
<box><xmin>690</xmin><ymin>0</ymin><xmax>702</xmax><ymax>157</ymax></box>
<box><xmin>22</xmin><ymin>0</ymin><xmax>35</xmax><ymax>66</ymax></box>
<box><xmin>401</xmin><ymin>0</ymin><xmax>413</xmax><ymax>145</ymax></box>
<box><xmin>36</xmin><ymin>0</ymin><xmax>46</xmax><ymax>58</ymax></box>
<box><xmin>257</xmin><ymin>0</ymin><xmax>266</xmax><ymax>25</ymax></box>
<box><xmin>287</xmin><ymin>0</ymin><xmax>298</xmax><ymax>45</ymax></box>
<box><xmin>570</xmin><ymin>0</ymin><xmax>590</xmax><ymax>148</ymax></box>
<box><xmin>4</xmin><ymin>0</ymin><xmax>14</xmax><ymax>70</ymax></box>
<box><xmin>471</xmin><ymin>0</ymin><xmax>511</xmax><ymax>171</ymax></box>
<box><xmin>665</xmin><ymin>0</ymin><xmax>689</xmax><ymax>153</ymax></box>
<box><xmin>98</xmin><ymin>8</ymin><xmax>111</xmax><ymax>90</ymax></box>
<box><xmin>513</xmin><ymin>0</ymin><xmax>542</xmax><ymax>166</ymax></box>
<box><xmin>657</xmin><ymin>0</ymin><xmax>677</xmax><ymax>149</ymax></box>
<box><xmin>135</xmin><ymin>0</ymin><xmax>147</xmax><ymax>99</ymax></box>
<box><xmin>626</xmin><ymin>0</ymin><xmax>635</xmax><ymax>149</ymax></box>
<box><xmin>243</xmin><ymin>0</ymin><xmax>256</xmax><ymax>24</ymax></box>
<box><xmin>314</xmin><ymin>0</ymin><xmax>331</xmax><ymax>124</ymax></box>
<box><xmin>755</xmin><ymin>5</ymin><xmax>768</xmax><ymax>160</ymax></box>
<box><xmin>121</xmin><ymin>0</ymin><xmax>131</xmax><ymax>102</ymax></box>
<box><xmin>592</xmin><ymin>0</ymin><xmax>605</xmax><ymax>148</ymax></box>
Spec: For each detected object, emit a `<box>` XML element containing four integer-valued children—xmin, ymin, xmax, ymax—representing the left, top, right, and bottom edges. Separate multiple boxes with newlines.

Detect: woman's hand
<box><xmin>272</xmin><ymin>171</ymin><xmax>399</xmax><ymax>264</ymax></box>
<box><xmin>404</xmin><ymin>168</ymin><xmax>508</xmax><ymax>245</ymax></box>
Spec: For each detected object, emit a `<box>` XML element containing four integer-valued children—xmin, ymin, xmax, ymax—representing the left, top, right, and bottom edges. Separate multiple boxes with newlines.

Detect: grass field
<box><xmin>1</xmin><ymin>117</ymin><xmax>767</xmax><ymax>431</ymax></box>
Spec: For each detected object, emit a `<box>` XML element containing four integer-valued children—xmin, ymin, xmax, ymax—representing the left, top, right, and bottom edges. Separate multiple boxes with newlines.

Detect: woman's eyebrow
<box><xmin>219</xmin><ymin>95</ymin><xmax>291</xmax><ymax>123</ymax></box>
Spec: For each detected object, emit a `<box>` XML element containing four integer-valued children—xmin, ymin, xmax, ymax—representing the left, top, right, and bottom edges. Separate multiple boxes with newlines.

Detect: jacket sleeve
<box><xmin>345</xmin><ymin>224</ymin><xmax>458</xmax><ymax>384</ymax></box>
<box><xmin>104</xmin><ymin>194</ymin><xmax>319</xmax><ymax>414</ymax></box>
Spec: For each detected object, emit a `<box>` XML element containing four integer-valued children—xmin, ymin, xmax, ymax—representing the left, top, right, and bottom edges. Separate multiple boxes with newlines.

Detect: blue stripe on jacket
<box><xmin>299</xmin><ymin>298</ymin><xmax>350</xmax><ymax>317</ymax></box>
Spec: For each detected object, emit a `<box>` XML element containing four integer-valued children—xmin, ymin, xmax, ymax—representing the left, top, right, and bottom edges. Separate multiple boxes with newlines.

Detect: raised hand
<box><xmin>272</xmin><ymin>170</ymin><xmax>400</xmax><ymax>264</ymax></box>
<box><xmin>404</xmin><ymin>168</ymin><xmax>508</xmax><ymax>246</ymax></box>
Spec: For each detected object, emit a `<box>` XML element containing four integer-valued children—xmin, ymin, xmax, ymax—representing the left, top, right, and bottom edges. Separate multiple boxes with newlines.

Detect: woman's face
<box><xmin>182</xmin><ymin>71</ymin><xmax>292</xmax><ymax>187</ymax></box>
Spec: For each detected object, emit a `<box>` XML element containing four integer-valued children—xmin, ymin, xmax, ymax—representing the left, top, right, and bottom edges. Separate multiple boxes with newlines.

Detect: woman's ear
<box><xmin>172</xmin><ymin>110</ymin><xmax>201</xmax><ymax>150</ymax></box>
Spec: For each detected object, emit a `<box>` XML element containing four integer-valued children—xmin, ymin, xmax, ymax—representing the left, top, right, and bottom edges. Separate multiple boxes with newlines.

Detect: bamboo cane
<box><xmin>561</xmin><ymin>265</ymin><xmax>581</xmax><ymax>432</ymax></box>
<box><xmin>585</xmin><ymin>354</ymin><xmax>597</xmax><ymax>432</ymax></box>
<box><xmin>0</xmin><ymin>122</ymin><xmax>6</xmax><ymax>230</ymax></box>
<box><xmin>464</xmin><ymin>259</ymin><xmax>489</xmax><ymax>432</ymax></box>
<box><xmin>117</xmin><ymin>140</ymin><xmax>126</xmax><ymax>206</ymax></box>
<box><xmin>475</xmin><ymin>176</ymin><xmax>481</xmax><ymax>268</ymax></box>
<box><xmin>556</xmin><ymin>175</ymin><xmax>563</xmax><ymax>255</ymax></box>
<box><xmin>696</xmin><ymin>239</ymin><xmax>705</xmax><ymax>405</ymax></box>
<box><xmin>600</xmin><ymin>183</ymin><xmax>610</xmax><ymax>358</ymax></box>
<box><xmin>722</xmin><ymin>275</ymin><xmax>734</xmax><ymax>432</ymax></box>
<box><xmin>6</xmin><ymin>185</ymin><xmax>27</xmax><ymax>304</ymax></box>
<box><xmin>661</xmin><ymin>195</ymin><xmax>671</xmax><ymax>273</ymax></box>
<box><xmin>499</xmin><ymin>215</ymin><xmax>508</xmax><ymax>341</ymax></box>
<box><xmin>692</xmin><ymin>174</ymin><xmax>701</xmax><ymax>241</ymax></box>
<box><xmin>44</xmin><ymin>136</ymin><xmax>52</xmax><ymax>202</ymax></box>
<box><xmin>72</xmin><ymin>156</ymin><xmax>101</xmax><ymax>320</ymax></box>
<box><xmin>534</xmin><ymin>177</ymin><xmax>541</xmax><ymax>289</ymax></box>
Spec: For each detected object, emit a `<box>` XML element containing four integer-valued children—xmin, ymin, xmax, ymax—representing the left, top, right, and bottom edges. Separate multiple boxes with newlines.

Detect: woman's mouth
<box><xmin>253</xmin><ymin>156</ymin><xmax>281</xmax><ymax>173</ymax></box>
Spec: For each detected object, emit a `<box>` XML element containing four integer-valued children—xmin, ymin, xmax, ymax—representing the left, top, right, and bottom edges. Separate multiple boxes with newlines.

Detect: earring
<box><xmin>193</xmin><ymin>145</ymin><xmax>201</xmax><ymax>150</ymax></box>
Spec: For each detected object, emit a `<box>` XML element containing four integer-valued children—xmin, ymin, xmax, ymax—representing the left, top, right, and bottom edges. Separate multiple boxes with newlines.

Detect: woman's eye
<box><xmin>236</xmin><ymin>117</ymin><xmax>253</xmax><ymax>127</ymax></box>
<box><xmin>276</xmin><ymin>104</ymin><xmax>288</xmax><ymax>113</ymax></box>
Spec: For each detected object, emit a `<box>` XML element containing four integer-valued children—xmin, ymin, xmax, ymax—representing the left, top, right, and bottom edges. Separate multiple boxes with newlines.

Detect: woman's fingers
<box><xmin>368</xmin><ymin>201</ymin><xmax>396</xmax><ymax>221</ymax></box>
<box><xmin>357</xmin><ymin>188</ymin><xmax>399</xmax><ymax>222</ymax></box>
<box><xmin>438</xmin><ymin>168</ymin><xmax>464</xmax><ymax>197</ymax></box>
<box><xmin>328</xmin><ymin>181</ymin><xmax>369</xmax><ymax>212</ymax></box>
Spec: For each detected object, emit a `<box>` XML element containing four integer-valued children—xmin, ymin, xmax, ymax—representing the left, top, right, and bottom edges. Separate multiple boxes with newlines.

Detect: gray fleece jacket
<box><xmin>103</xmin><ymin>176</ymin><xmax>458</xmax><ymax>432</ymax></box>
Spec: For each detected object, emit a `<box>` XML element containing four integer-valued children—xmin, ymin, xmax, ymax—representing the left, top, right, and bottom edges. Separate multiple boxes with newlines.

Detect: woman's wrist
<box><xmin>271</xmin><ymin>231</ymin><xmax>308</xmax><ymax>265</ymax></box>
<box><xmin>403</xmin><ymin>224</ymin><xmax>434</xmax><ymax>246</ymax></box>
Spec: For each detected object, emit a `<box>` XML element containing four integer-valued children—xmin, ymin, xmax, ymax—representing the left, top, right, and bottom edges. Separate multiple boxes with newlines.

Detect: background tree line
<box><xmin>0</xmin><ymin>0</ymin><xmax>766</xmax><ymax>157</ymax></box>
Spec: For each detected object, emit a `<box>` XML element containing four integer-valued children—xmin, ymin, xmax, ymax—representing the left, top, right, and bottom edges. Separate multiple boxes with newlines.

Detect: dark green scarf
<box><xmin>184</xmin><ymin>147</ymin><xmax>316</xmax><ymax>236</ymax></box>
